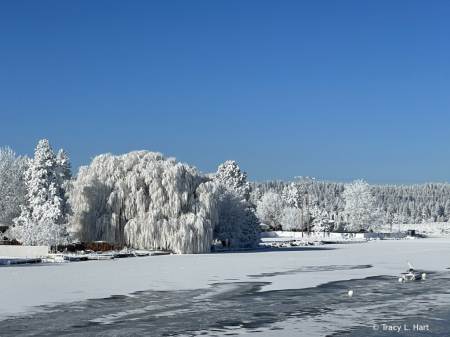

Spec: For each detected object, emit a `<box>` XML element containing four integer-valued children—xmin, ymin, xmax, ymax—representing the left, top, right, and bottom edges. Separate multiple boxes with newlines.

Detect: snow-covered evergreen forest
<box><xmin>250</xmin><ymin>180</ymin><xmax>450</xmax><ymax>225</ymax></box>
<box><xmin>1</xmin><ymin>139</ymin><xmax>450</xmax><ymax>253</ymax></box>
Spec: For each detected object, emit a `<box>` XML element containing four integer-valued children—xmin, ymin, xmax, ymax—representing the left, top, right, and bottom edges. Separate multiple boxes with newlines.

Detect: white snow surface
<box><xmin>1</xmin><ymin>236</ymin><xmax>450</xmax><ymax>322</ymax></box>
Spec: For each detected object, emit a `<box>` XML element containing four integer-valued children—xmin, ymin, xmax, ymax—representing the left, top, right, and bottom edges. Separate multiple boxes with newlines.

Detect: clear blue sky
<box><xmin>1</xmin><ymin>1</ymin><xmax>449</xmax><ymax>185</ymax></box>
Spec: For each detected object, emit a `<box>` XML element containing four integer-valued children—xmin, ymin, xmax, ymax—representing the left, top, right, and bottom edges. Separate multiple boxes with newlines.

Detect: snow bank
<box><xmin>0</xmin><ymin>246</ymin><xmax>48</xmax><ymax>258</ymax></box>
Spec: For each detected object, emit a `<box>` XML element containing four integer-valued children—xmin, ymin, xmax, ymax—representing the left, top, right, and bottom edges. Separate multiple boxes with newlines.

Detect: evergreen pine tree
<box><xmin>6</xmin><ymin>140</ymin><xmax>70</xmax><ymax>247</ymax></box>
<box><xmin>56</xmin><ymin>148</ymin><xmax>73</xmax><ymax>222</ymax></box>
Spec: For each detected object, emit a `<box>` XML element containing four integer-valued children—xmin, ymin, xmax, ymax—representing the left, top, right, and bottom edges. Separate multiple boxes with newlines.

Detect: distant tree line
<box><xmin>2</xmin><ymin>139</ymin><xmax>449</xmax><ymax>251</ymax></box>
<box><xmin>250</xmin><ymin>180</ymin><xmax>450</xmax><ymax>226</ymax></box>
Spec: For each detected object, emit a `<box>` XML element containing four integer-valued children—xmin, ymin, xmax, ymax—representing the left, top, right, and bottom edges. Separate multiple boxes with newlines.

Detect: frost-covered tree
<box><xmin>0</xmin><ymin>147</ymin><xmax>29</xmax><ymax>226</ymax></box>
<box><xmin>56</xmin><ymin>149</ymin><xmax>73</xmax><ymax>222</ymax></box>
<box><xmin>56</xmin><ymin>149</ymin><xmax>72</xmax><ymax>181</ymax></box>
<box><xmin>69</xmin><ymin>151</ymin><xmax>220</xmax><ymax>254</ymax></box>
<box><xmin>240</xmin><ymin>205</ymin><xmax>260</xmax><ymax>247</ymax></box>
<box><xmin>421</xmin><ymin>206</ymin><xmax>430</xmax><ymax>223</ymax></box>
<box><xmin>444</xmin><ymin>201</ymin><xmax>450</xmax><ymax>222</ymax></box>
<box><xmin>342</xmin><ymin>179</ymin><xmax>377</xmax><ymax>231</ymax></box>
<box><xmin>397</xmin><ymin>212</ymin><xmax>407</xmax><ymax>225</ymax></box>
<box><xmin>280</xmin><ymin>206</ymin><xmax>303</xmax><ymax>231</ymax></box>
<box><xmin>213</xmin><ymin>161</ymin><xmax>259</xmax><ymax>248</ymax></box>
<box><xmin>249</xmin><ymin>187</ymin><xmax>262</xmax><ymax>206</ymax></box>
<box><xmin>214</xmin><ymin>160</ymin><xmax>251</xmax><ymax>201</ymax></box>
<box><xmin>256</xmin><ymin>191</ymin><xmax>286</xmax><ymax>230</ymax></box>
<box><xmin>6</xmin><ymin>140</ymin><xmax>70</xmax><ymax>247</ymax></box>
<box><xmin>214</xmin><ymin>186</ymin><xmax>260</xmax><ymax>248</ymax></box>
<box><xmin>281</xmin><ymin>183</ymin><xmax>300</xmax><ymax>208</ymax></box>
<box><xmin>372</xmin><ymin>208</ymin><xmax>385</xmax><ymax>232</ymax></box>
<box><xmin>310</xmin><ymin>205</ymin><xmax>330</xmax><ymax>233</ymax></box>
<box><xmin>215</xmin><ymin>188</ymin><xmax>243</xmax><ymax>247</ymax></box>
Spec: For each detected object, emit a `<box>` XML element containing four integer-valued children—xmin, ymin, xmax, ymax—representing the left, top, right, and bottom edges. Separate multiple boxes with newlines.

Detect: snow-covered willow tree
<box><xmin>0</xmin><ymin>147</ymin><xmax>29</xmax><ymax>226</ymax></box>
<box><xmin>6</xmin><ymin>140</ymin><xmax>71</xmax><ymax>246</ymax></box>
<box><xmin>213</xmin><ymin>161</ymin><xmax>260</xmax><ymax>248</ymax></box>
<box><xmin>342</xmin><ymin>179</ymin><xmax>378</xmax><ymax>231</ymax></box>
<box><xmin>69</xmin><ymin>151</ymin><xmax>220</xmax><ymax>254</ymax></box>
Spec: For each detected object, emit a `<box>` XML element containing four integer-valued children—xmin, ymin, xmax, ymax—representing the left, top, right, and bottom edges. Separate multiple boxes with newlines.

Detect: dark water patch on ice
<box><xmin>0</xmin><ymin>271</ymin><xmax>450</xmax><ymax>336</ymax></box>
<box><xmin>247</xmin><ymin>264</ymin><xmax>372</xmax><ymax>278</ymax></box>
<box><xmin>0</xmin><ymin>258</ymin><xmax>42</xmax><ymax>266</ymax></box>
<box><xmin>0</xmin><ymin>259</ymin><xmax>65</xmax><ymax>268</ymax></box>
<box><xmin>223</xmin><ymin>246</ymin><xmax>338</xmax><ymax>254</ymax></box>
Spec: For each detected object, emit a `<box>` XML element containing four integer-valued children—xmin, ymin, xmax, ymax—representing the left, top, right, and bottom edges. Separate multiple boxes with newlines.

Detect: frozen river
<box><xmin>1</xmin><ymin>236</ymin><xmax>450</xmax><ymax>336</ymax></box>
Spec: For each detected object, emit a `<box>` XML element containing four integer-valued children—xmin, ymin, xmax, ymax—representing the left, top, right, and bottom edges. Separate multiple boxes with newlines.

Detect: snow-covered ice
<box><xmin>1</xmin><ymin>236</ymin><xmax>450</xmax><ymax>335</ymax></box>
